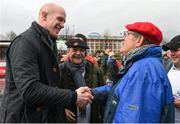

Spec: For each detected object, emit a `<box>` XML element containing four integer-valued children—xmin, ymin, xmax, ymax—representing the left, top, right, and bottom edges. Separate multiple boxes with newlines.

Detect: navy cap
<box><xmin>65</xmin><ymin>37</ymin><xmax>89</xmax><ymax>49</ymax></box>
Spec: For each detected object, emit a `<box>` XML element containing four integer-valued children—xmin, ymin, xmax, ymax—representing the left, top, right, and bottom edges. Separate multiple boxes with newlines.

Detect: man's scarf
<box><xmin>119</xmin><ymin>44</ymin><xmax>156</xmax><ymax>78</ymax></box>
<box><xmin>66</xmin><ymin>60</ymin><xmax>87</xmax><ymax>87</ymax></box>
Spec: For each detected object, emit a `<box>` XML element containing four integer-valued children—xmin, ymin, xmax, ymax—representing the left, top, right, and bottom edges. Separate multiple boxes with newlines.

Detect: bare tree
<box><xmin>6</xmin><ymin>31</ymin><xmax>17</xmax><ymax>40</ymax></box>
<box><xmin>103</xmin><ymin>29</ymin><xmax>111</xmax><ymax>39</ymax></box>
<box><xmin>103</xmin><ymin>29</ymin><xmax>111</xmax><ymax>49</ymax></box>
<box><xmin>59</xmin><ymin>25</ymin><xmax>74</xmax><ymax>41</ymax></box>
<box><xmin>0</xmin><ymin>34</ymin><xmax>7</xmax><ymax>40</ymax></box>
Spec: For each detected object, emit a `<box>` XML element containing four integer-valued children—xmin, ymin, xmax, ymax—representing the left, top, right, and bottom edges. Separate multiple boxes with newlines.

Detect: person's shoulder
<box><xmin>59</xmin><ymin>61</ymin><xmax>68</xmax><ymax>70</ymax></box>
<box><xmin>85</xmin><ymin>60</ymin><xmax>93</xmax><ymax>69</ymax></box>
<box><xmin>21</xmin><ymin>27</ymin><xmax>36</xmax><ymax>39</ymax></box>
<box><xmin>134</xmin><ymin>57</ymin><xmax>160</xmax><ymax>66</ymax></box>
<box><xmin>11</xmin><ymin>27</ymin><xmax>34</xmax><ymax>46</ymax></box>
<box><xmin>132</xmin><ymin>57</ymin><xmax>167</xmax><ymax>77</ymax></box>
<box><xmin>131</xmin><ymin>58</ymin><xmax>149</xmax><ymax>68</ymax></box>
<box><xmin>128</xmin><ymin>58</ymin><xmax>154</xmax><ymax>74</ymax></box>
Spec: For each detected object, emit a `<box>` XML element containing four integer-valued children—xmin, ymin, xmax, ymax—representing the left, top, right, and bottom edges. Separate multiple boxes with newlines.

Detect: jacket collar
<box><xmin>119</xmin><ymin>45</ymin><xmax>162</xmax><ymax>78</ymax></box>
<box><xmin>31</xmin><ymin>21</ymin><xmax>49</xmax><ymax>38</ymax></box>
<box><xmin>30</xmin><ymin>21</ymin><xmax>59</xmax><ymax>65</ymax></box>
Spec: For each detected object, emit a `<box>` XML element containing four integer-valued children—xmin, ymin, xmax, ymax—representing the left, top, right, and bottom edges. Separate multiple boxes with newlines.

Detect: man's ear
<box><xmin>41</xmin><ymin>11</ymin><xmax>48</xmax><ymax>21</ymax></box>
<box><xmin>66</xmin><ymin>48</ymin><xmax>70</xmax><ymax>55</ymax></box>
<box><xmin>136</xmin><ymin>36</ymin><xmax>144</xmax><ymax>47</ymax></box>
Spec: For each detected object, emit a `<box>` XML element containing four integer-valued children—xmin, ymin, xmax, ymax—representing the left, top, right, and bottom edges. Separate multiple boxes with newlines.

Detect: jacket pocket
<box><xmin>22</xmin><ymin>105</ymin><xmax>48</xmax><ymax>122</ymax></box>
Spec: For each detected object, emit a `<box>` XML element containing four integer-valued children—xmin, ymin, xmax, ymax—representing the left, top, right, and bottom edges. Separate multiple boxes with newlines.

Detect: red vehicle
<box><xmin>0</xmin><ymin>41</ymin><xmax>10</xmax><ymax>95</ymax></box>
<box><xmin>0</xmin><ymin>61</ymin><xmax>6</xmax><ymax>95</ymax></box>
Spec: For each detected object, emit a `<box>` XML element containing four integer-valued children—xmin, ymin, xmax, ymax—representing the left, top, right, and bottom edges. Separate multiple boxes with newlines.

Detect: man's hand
<box><xmin>76</xmin><ymin>86</ymin><xmax>94</xmax><ymax>108</ymax></box>
<box><xmin>65</xmin><ymin>109</ymin><xmax>76</xmax><ymax>122</ymax></box>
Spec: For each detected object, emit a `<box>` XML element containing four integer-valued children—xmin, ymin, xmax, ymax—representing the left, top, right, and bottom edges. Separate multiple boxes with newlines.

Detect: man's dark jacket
<box><xmin>0</xmin><ymin>21</ymin><xmax>77</xmax><ymax>123</ymax></box>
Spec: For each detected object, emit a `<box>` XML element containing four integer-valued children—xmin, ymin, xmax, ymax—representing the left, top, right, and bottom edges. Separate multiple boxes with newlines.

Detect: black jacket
<box><xmin>106</xmin><ymin>58</ymin><xmax>119</xmax><ymax>83</ymax></box>
<box><xmin>0</xmin><ymin>21</ymin><xmax>76</xmax><ymax>123</ymax></box>
<box><xmin>100</xmin><ymin>53</ymin><xmax>109</xmax><ymax>77</ymax></box>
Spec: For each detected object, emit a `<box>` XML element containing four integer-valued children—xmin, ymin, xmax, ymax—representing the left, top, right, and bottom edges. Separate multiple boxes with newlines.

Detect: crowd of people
<box><xmin>0</xmin><ymin>2</ymin><xmax>179</xmax><ymax>123</ymax></box>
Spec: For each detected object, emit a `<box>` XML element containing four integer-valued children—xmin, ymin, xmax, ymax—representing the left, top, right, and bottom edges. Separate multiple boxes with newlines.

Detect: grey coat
<box><xmin>0</xmin><ymin>21</ymin><xmax>76</xmax><ymax>123</ymax></box>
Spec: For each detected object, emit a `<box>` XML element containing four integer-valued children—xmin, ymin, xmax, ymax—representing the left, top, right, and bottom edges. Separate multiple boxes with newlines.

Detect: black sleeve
<box><xmin>101</xmin><ymin>55</ymin><xmax>109</xmax><ymax>75</ymax></box>
<box><xmin>8</xmin><ymin>36</ymin><xmax>76</xmax><ymax>107</ymax></box>
<box><xmin>107</xmin><ymin>63</ymin><xmax>116</xmax><ymax>81</ymax></box>
<box><xmin>100</xmin><ymin>56</ymin><xmax>106</xmax><ymax>69</ymax></box>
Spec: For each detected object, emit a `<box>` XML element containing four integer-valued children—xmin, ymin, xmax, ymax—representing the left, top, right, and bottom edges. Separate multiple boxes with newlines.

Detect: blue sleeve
<box><xmin>92</xmin><ymin>84</ymin><xmax>112</xmax><ymax>104</ymax></box>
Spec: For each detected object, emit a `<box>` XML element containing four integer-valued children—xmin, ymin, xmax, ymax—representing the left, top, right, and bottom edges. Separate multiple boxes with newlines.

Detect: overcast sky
<box><xmin>0</xmin><ymin>0</ymin><xmax>180</xmax><ymax>40</ymax></box>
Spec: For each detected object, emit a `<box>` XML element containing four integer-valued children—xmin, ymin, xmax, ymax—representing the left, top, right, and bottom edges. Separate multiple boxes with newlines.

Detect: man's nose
<box><xmin>75</xmin><ymin>50</ymin><xmax>81</xmax><ymax>54</ymax></box>
<box><xmin>60</xmin><ymin>22</ymin><xmax>64</xmax><ymax>28</ymax></box>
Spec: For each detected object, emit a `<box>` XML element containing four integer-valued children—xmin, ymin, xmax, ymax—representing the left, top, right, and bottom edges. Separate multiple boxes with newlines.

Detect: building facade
<box><xmin>87</xmin><ymin>36</ymin><xmax>123</xmax><ymax>54</ymax></box>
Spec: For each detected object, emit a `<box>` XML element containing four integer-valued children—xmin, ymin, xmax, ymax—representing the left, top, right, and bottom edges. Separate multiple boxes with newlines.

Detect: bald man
<box><xmin>0</xmin><ymin>3</ymin><xmax>93</xmax><ymax>123</ymax></box>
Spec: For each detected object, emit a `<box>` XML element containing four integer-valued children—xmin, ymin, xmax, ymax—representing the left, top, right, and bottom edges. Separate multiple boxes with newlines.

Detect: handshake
<box><xmin>75</xmin><ymin>86</ymin><xmax>94</xmax><ymax>108</ymax></box>
<box><xmin>65</xmin><ymin>87</ymin><xmax>94</xmax><ymax>122</ymax></box>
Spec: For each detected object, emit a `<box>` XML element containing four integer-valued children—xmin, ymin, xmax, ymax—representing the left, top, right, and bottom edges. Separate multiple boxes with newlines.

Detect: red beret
<box><xmin>125</xmin><ymin>22</ymin><xmax>163</xmax><ymax>45</ymax></box>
